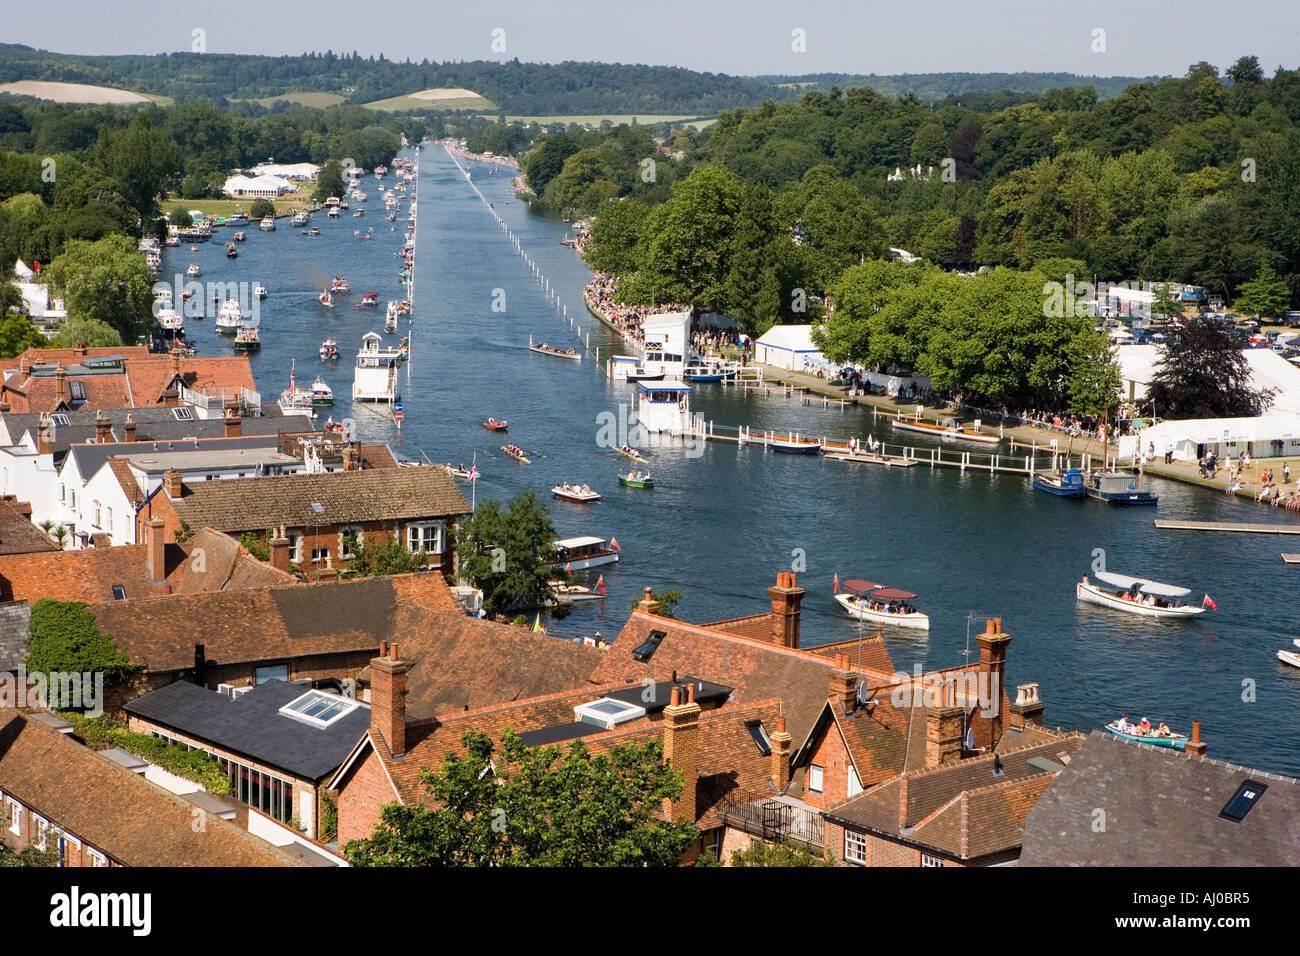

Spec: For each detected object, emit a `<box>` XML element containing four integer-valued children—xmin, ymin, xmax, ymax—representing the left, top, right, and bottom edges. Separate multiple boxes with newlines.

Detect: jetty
<box><xmin>1154</xmin><ymin>520</ymin><xmax>1300</xmax><ymax>534</ymax></box>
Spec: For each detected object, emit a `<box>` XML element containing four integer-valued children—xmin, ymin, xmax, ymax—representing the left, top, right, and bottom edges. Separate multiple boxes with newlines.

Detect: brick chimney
<box><xmin>163</xmin><ymin>469</ymin><xmax>184</xmax><ymax>499</ymax></box>
<box><xmin>223</xmin><ymin>404</ymin><xmax>241</xmax><ymax>438</ymax></box>
<box><xmin>269</xmin><ymin>525</ymin><xmax>291</xmax><ymax>573</ymax></box>
<box><xmin>766</xmin><ymin>571</ymin><xmax>805</xmax><ymax>648</ymax></box>
<box><xmin>316</xmin><ymin>553</ymin><xmax>337</xmax><ymax>582</ymax></box>
<box><xmin>829</xmin><ymin>653</ymin><xmax>858</xmax><ymax>714</ymax></box>
<box><xmin>73</xmin><ymin>342</ymin><xmax>87</xmax><ymax>358</ymax></box>
<box><xmin>1008</xmin><ymin>682</ymin><xmax>1045</xmax><ymax>730</ymax></box>
<box><xmin>770</xmin><ymin>715</ymin><xmax>792</xmax><ymax>793</ymax></box>
<box><xmin>636</xmin><ymin>586</ymin><xmax>658</xmax><ymax>614</ymax></box>
<box><xmin>1185</xmin><ymin>720</ymin><xmax>1207</xmax><ymax>756</ymax></box>
<box><xmin>170</xmin><ymin>342</ymin><xmax>183</xmax><ymax>379</ymax></box>
<box><xmin>972</xmin><ymin>618</ymin><xmax>1012</xmax><ymax>750</ymax></box>
<box><xmin>36</xmin><ymin>412</ymin><xmax>54</xmax><ymax>456</ymax></box>
<box><xmin>661</xmin><ymin>684</ymin><xmax>700</xmax><ymax>824</ymax></box>
<box><xmin>370</xmin><ymin>641</ymin><xmax>410</xmax><ymax>757</ymax></box>
<box><xmin>342</xmin><ymin>441</ymin><xmax>359</xmax><ymax>471</ymax></box>
<box><xmin>53</xmin><ymin>365</ymin><xmax>67</xmax><ymax>405</ymax></box>
<box><xmin>925</xmin><ymin>707</ymin><xmax>965</xmax><ymax>768</ymax></box>
<box><xmin>123</xmin><ymin>413</ymin><xmax>136</xmax><ymax>442</ymax></box>
<box><xmin>94</xmin><ymin>410</ymin><xmax>111</xmax><ymax>443</ymax></box>
<box><xmin>146</xmin><ymin>518</ymin><xmax>166</xmax><ymax>583</ymax></box>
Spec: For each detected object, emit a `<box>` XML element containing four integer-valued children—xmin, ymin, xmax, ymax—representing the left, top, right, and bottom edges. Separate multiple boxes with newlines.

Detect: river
<box><xmin>163</xmin><ymin>145</ymin><xmax>1300</xmax><ymax>777</ymax></box>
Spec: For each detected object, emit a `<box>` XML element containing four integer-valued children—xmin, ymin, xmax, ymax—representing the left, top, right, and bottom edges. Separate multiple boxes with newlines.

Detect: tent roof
<box><xmin>755</xmin><ymin>324</ymin><xmax>819</xmax><ymax>352</ymax></box>
<box><xmin>1117</xmin><ymin>344</ymin><xmax>1300</xmax><ymax>415</ymax></box>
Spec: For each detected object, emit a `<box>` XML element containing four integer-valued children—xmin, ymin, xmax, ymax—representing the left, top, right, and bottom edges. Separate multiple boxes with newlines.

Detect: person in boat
<box><xmin>1156</xmin><ymin>722</ymin><xmax>1171</xmax><ymax>737</ymax></box>
<box><xmin>1139</xmin><ymin>716</ymin><xmax>1151</xmax><ymax>734</ymax></box>
<box><xmin>1115</xmin><ymin>716</ymin><xmax>1131</xmax><ymax>734</ymax></box>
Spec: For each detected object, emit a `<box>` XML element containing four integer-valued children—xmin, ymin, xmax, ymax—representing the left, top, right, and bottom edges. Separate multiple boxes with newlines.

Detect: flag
<box><xmin>467</xmin><ymin>464</ymin><xmax>479</xmax><ymax>483</ymax></box>
<box><xmin>833</xmin><ymin>573</ymin><xmax>839</xmax><ymax>595</ymax></box>
<box><xmin>1203</xmin><ymin>594</ymin><xmax>1217</xmax><ymax>611</ymax></box>
<box><xmin>609</xmin><ymin>537</ymin><xmax>622</xmax><ymax>552</ymax></box>
<box><xmin>597</xmin><ymin>575</ymin><xmax>605</xmax><ymax>595</ymax></box>
<box><xmin>532</xmin><ymin>614</ymin><xmax>541</xmax><ymax>632</ymax></box>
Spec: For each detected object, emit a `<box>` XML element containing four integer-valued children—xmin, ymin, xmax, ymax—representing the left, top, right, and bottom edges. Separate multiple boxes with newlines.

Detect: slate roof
<box><xmin>592</xmin><ymin>610</ymin><xmax>840</xmax><ymax>745</ymax></box>
<box><xmin>1018</xmin><ymin>730</ymin><xmax>1300</xmax><ymax>867</ymax></box>
<box><xmin>0</xmin><ymin>528</ymin><xmax>296</xmax><ymax>604</ymax></box>
<box><xmin>3</xmin><ymin>408</ymin><xmax>312</xmax><ymax>457</ymax></box>
<box><xmin>0</xmin><ymin>711</ymin><xmax>302</xmax><ymax>866</ymax></box>
<box><xmin>0</xmin><ymin>499</ymin><xmax>56</xmax><ymax>555</ymax></box>
<box><xmin>88</xmin><ymin>571</ymin><xmax>455</xmax><ymax>674</ymax></box>
<box><xmin>64</xmin><ymin>434</ymin><xmax>290</xmax><ymax>484</ymax></box>
<box><xmin>168</xmin><ymin>464</ymin><xmax>470</xmax><ymax>529</ymax></box>
<box><xmin>0</xmin><ymin>600</ymin><xmax>31</xmax><ymax>672</ymax></box>
<box><xmin>124</xmin><ymin>679</ymin><xmax>372</xmax><ymax>782</ymax></box>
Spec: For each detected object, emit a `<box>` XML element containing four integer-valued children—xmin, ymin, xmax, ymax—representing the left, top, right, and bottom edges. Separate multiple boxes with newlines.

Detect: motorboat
<box><xmin>548</xmin><ymin>582</ymin><xmax>606</xmax><ymax>604</ymax></box>
<box><xmin>553</xmin><ymin>482</ymin><xmax>601</xmax><ymax>503</ymax></box>
<box><xmin>319</xmin><ymin>339</ymin><xmax>339</xmax><ymax>361</ymax></box>
<box><xmin>1104</xmin><ymin>719</ymin><xmax>1189</xmax><ymax>749</ymax></box>
<box><xmin>501</xmin><ymin>444</ymin><xmax>531</xmax><ymax>464</ymax></box>
<box><xmin>331</xmin><ymin>276</ymin><xmax>350</xmax><ymax>294</ymax></box>
<box><xmin>1032</xmin><ymin>468</ymin><xmax>1086</xmax><ymax>497</ymax></box>
<box><xmin>1075</xmin><ymin>572</ymin><xmax>1209</xmax><ymax>618</ymax></box>
<box><xmin>890</xmin><ymin>411</ymin><xmax>1000</xmax><ymax>445</ymax></box>
<box><xmin>328</xmin><ymin>207</ymin><xmax>340</xmax><ymax>219</ymax></box>
<box><xmin>227</xmin><ymin>211</ymin><xmax>249</xmax><ymax>226</ymax></box>
<box><xmin>1085</xmin><ymin>471</ymin><xmax>1158</xmax><ymax>505</ymax></box>
<box><xmin>225</xmin><ymin>241</ymin><xmax>238</xmax><ymax>258</ymax></box>
<box><xmin>319</xmin><ymin>289</ymin><xmax>333</xmax><ymax>307</ymax></box>
<box><xmin>310</xmin><ymin>225</ymin><xmax>320</xmax><ymax>235</ymax></box>
<box><xmin>551</xmin><ymin>536</ymin><xmax>620</xmax><ymax>570</ymax></box>
<box><xmin>770</xmin><ymin>434</ymin><xmax>823</xmax><ymax>454</ymax></box>
<box><xmin>833</xmin><ymin>580</ymin><xmax>930</xmax><ymax>630</ymax></box>
<box><xmin>359</xmin><ymin>291</ymin><xmax>379</xmax><ymax>308</ymax></box>
<box><xmin>310</xmin><ymin>376</ymin><xmax>334</xmax><ymax>407</ymax></box>
<box><xmin>528</xmin><ymin>336</ymin><xmax>581</xmax><ymax>360</ymax></box>
<box><xmin>277</xmin><ymin>362</ymin><xmax>315</xmax><ymax>417</ymax></box>
<box><xmin>233</xmin><ymin>326</ymin><xmax>260</xmax><ymax>352</ymax></box>
<box><xmin>385</xmin><ymin>311</ymin><xmax>398</xmax><ymax>334</ymax></box>
<box><xmin>186</xmin><ymin>263</ymin><xmax>200</xmax><ymax>279</ymax></box>
<box><xmin>215</xmin><ymin>299</ymin><xmax>243</xmax><ymax>333</ymax></box>
<box><xmin>483</xmin><ymin>418</ymin><xmax>508</xmax><ymax>432</ymax></box>
<box><xmin>156</xmin><ymin>308</ymin><xmax>183</xmax><ymax>332</ymax></box>
<box><xmin>232</xmin><ymin>230</ymin><xmax>246</xmax><ymax>242</ymax></box>
<box><xmin>253</xmin><ymin>284</ymin><xmax>268</xmax><ymax>299</ymax></box>
<box><xmin>1279</xmin><ymin>638</ymin><xmax>1300</xmax><ymax>669</ymax></box>
<box><xmin>291</xmin><ymin>210</ymin><xmax>310</xmax><ymax>226</ymax></box>
<box><xmin>260</xmin><ymin>216</ymin><xmax>276</xmax><ymax>231</ymax></box>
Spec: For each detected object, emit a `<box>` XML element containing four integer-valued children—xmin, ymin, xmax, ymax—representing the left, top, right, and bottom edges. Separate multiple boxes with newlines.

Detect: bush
<box><xmin>61</xmin><ymin>712</ymin><xmax>231</xmax><ymax>796</ymax></box>
<box><xmin>249</xmin><ymin>199</ymin><xmax>275</xmax><ymax>219</ymax></box>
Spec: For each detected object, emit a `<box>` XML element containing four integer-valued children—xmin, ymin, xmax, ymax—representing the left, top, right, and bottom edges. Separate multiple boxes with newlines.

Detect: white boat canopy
<box><xmin>1095</xmin><ymin>570</ymin><xmax>1192</xmax><ymax>598</ymax></box>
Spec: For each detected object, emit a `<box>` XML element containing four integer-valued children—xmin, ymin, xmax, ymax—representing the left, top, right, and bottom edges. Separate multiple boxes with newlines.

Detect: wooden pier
<box><xmin>1281</xmin><ymin>553</ymin><xmax>1300</xmax><ymax>564</ymax></box>
<box><xmin>1154</xmin><ymin>520</ymin><xmax>1300</xmax><ymax>534</ymax></box>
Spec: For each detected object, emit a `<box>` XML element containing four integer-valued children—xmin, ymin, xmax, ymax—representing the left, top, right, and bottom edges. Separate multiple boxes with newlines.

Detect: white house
<box><xmin>754</xmin><ymin>324</ymin><xmax>827</xmax><ymax>372</ymax></box>
<box><xmin>9</xmin><ymin>261</ymin><xmax>65</xmax><ymax>326</ymax></box>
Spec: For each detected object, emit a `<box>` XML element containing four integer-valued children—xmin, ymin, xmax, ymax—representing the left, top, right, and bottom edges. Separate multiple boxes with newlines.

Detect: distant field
<box><xmin>249</xmin><ymin>91</ymin><xmax>346</xmax><ymax>108</ymax></box>
<box><xmin>505</xmin><ymin>113</ymin><xmax>712</xmax><ymax>128</ymax></box>
<box><xmin>365</xmin><ymin>88</ymin><xmax>494</xmax><ymax>111</ymax></box>
<box><xmin>0</xmin><ymin>79</ymin><xmax>152</xmax><ymax>104</ymax></box>
<box><xmin>160</xmin><ymin>194</ymin><xmax>314</xmax><ymax>219</ymax></box>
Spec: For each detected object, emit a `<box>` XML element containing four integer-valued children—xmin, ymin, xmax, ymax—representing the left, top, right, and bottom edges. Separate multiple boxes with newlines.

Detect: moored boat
<box><xmin>548</xmin><ymin>582</ymin><xmax>606</xmax><ymax>604</ymax></box>
<box><xmin>1075</xmin><ymin>572</ymin><xmax>1210</xmax><ymax>618</ymax></box>
<box><xmin>551</xmin><ymin>536</ymin><xmax>620</xmax><ymax>571</ymax></box>
<box><xmin>259</xmin><ymin>216</ymin><xmax>276</xmax><ymax>231</ymax></box>
<box><xmin>770</xmin><ymin>434</ymin><xmax>822</xmax><ymax>454</ymax></box>
<box><xmin>233</xmin><ymin>326</ymin><xmax>260</xmax><ymax>352</ymax></box>
<box><xmin>1104</xmin><ymin>719</ymin><xmax>1188</xmax><ymax>749</ymax></box>
<box><xmin>1085</xmin><ymin>471</ymin><xmax>1158</xmax><ymax>505</ymax></box>
<box><xmin>1032</xmin><ymin>468</ymin><xmax>1086</xmax><ymax>497</ymax></box>
<box><xmin>553</xmin><ymin>482</ymin><xmax>601</xmax><ymax>503</ymax></box>
<box><xmin>833</xmin><ymin>580</ymin><xmax>930</xmax><ymax>630</ymax></box>
<box><xmin>890</xmin><ymin>411</ymin><xmax>1000</xmax><ymax>444</ymax></box>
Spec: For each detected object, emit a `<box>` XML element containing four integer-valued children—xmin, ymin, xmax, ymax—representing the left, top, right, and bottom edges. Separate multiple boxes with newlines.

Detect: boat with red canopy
<box><xmin>833</xmin><ymin>579</ymin><xmax>930</xmax><ymax>630</ymax></box>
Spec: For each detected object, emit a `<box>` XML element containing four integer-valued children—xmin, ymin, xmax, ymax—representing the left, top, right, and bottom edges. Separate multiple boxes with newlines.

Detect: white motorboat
<box><xmin>278</xmin><ymin>361</ymin><xmax>314</xmax><ymax>417</ymax></box>
<box><xmin>1076</xmin><ymin>572</ymin><xmax>1209</xmax><ymax>619</ymax></box>
<box><xmin>291</xmin><ymin>210</ymin><xmax>310</xmax><ymax>226</ymax></box>
<box><xmin>551</xmin><ymin>536</ymin><xmax>620</xmax><ymax>571</ymax></box>
<box><xmin>890</xmin><ymin>411</ymin><xmax>1000</xmax><ymax>445</ymax></box>
<box><xmin>319</xmin><ymin>338</ymin><xmax>339</xmax><ymax>361</ymax></box>
<box><xmin>215</xmin><ymin>299</ymin><xmax>243</xmax><ymax>333</ymax></box>
<box><xmin>253</xmin><ymin>283</ymin><xmax>268</xmax><ymax>299</ymax></box>
<box><xmin>1277</xmin><ymin>638</ymin><xmax>1300</xmax><ymax>669</ymax></box>
<box><xmin>310</xmin><ymin>376</ymin><xmax>334</xmax><ymax>407</ymax></box>
<box><xmin>186</xmin><ymin>263</ymin><xmax>200</xmax><ymax>279</ymax></box>
<box><xmin>552</xmin><ymin>483</ymin><xmax>601</xmax><ymax>503</ymax></box>
<box><xmin>833</xmin><ymin>581</ymin><xmax>930</xmax><ymax>630</ymax></box>
<box><xmin>259</xmin><ymin>216</ymin><xmax>276</xmax><ymax>231</ymax></box>
<box><xmin>548</xmin><ymin>581</ymin><xmax>606</xmax><ymax>604</ymax></box>
<box><xmin>156</xmin><ymin>308</ymin><xmax>184</xmax><ymax>332</ymax></box>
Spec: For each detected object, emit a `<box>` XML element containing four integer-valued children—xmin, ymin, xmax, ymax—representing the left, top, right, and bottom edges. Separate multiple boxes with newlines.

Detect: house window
<box><xmin>255</xmin><ymin>664</ymin><xmax>289</xmax><ymax>685</ymax></box>
<box><xmin>744</xmin><ymin>720</ymin><xmax>772</xmax><ymax>756</ymax></box>
<box><xmin>406</xmin><ymin>523</ymin><xmax>442</xmax><ymax>555</ymax></box>
<box><xmin>92</xmin><ymin>500</ymin><xmax>101</xmax><ymax>528</ymax></box>
<box><xmin>111</xmin><ymin>585</ymin><xmax>126</xmax><ymax>601</ymax></box>
<box><xmin>286</xmin><ymin>533</ymin><xmax>303</xmax><ymax>563</ymax></box>
<box><xmin>338</xmin><ymin>527</ymin><xmax>362</xmax><ymax>560</ymax></box>
<box><xmin>33</xmin><ymin>814</ymin><xmax>48</xmax><ymax>850</ymax></box>
<box><xmin>59</xmin><ymin>484</ymin><xmax>65</xmax><ymax>503</ymax></box>
<box><xmin>808</xmin><ymin>764</ymin><xmax>824</xmax><ymax>794</ymax></box>
<box><xmin>844</xmin><ymin>830</ymin><xmax>867</xmax><ymax>865</ymax></box>
<box><xmin>921</xmin><ymin>853</ymin><xmax>944</xmax><ymax>867</ymax></box>
<box><xmin>68</xmin><ymin>382</ymin><xmax>86</xmax><ymax>403</ymax></box>
<box><xmin>172</xmin><ymin>407</ymin><xmax>193</xmax><ymax>421</ymax></box>
<box><xmin>105</xmin><ymin>506</ymin><xmax>112</xmax><ymax>530</ymax></box>
<box><xmin>310</xmin><ymin>547</ymin><xmax>328</xmax><ymax>564</ymax></box>
<box><xmin>51</xmin><ymin>413</ymin><xmax>70</xmax><ymax>427</ymax></box>
<box><xmin>68</xmin><ymin>489</ymin><xmax>76</xmax><ymax>509</ymax></box>
<box><xmin>88</xmin><ymin>849</ymin><xmax>107</xmax><ymax>867</ymax></box>
<box><xmin>8</xmin><ymin>799</ymin><xmax>21</xmax><ymax>836</ymax></box>
<box><xmin>704</xmin><ymin>827</ymin><xmax>723</xmax><ymax>860</ymax></box>
<box><xmin>57</xmin><ymin>833</ymin><xmax>80</xmax><ymax>867</ymax></box>
<box><xmin>848</xmin><ymin>765</ymin><xmax>864</xmax><ymax>798</ymax></box>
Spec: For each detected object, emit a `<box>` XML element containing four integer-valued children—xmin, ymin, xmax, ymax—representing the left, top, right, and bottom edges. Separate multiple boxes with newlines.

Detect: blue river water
<box><xmin>163</xmin><ymin>146</ymin><xmax>1300</xmax><ymax>777</ymax></box>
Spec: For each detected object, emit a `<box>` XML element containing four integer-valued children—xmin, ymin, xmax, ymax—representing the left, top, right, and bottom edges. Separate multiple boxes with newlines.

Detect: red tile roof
<box><xmin>0</xmin><ymin>711</ymin><xmax>302</xmax><ymax>866</ymax></box>
<box><xmin>0</xmin><ymin>500</ymin><xmax>57</xmax><ymax>555</ymax></box>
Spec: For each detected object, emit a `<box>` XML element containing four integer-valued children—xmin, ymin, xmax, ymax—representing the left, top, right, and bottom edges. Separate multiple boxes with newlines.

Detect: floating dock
<box><xmin>1154</xmin><ymin>520</ymin><xmax>1300</xmax><ymax>534</ymax></box>
<box><xmin>1281</xmin><ymin>554</ymin><xmax>1300</xmax><ymax>564</ymax></box>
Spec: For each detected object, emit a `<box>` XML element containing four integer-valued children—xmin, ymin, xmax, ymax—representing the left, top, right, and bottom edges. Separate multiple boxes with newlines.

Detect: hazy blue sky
<box><xmin>5</xmin><ymin>0</ymin><xmax>1298</xmax><ymax>77</ymax></box>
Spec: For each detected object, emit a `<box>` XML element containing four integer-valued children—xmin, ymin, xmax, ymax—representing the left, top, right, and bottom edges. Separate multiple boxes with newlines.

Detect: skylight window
<box><xmin>1220</xmin><ymin>780</ymin><xmax>1268</xmax><ymax>822</ymax></box>
<box><xmin>279</xmin><ymin>690</ymin><xmax>362</xmax><ymax>728</ymax></box>
<box><xmin>172</xmin><ymin>407</ymin><xmax>193</xmax><ymax>421</ymax></box>
<box><xmin>632</xmin><ymin>629</ymin><xmax>667</xmax><ymax>662</ymax></box>
<box><xmin>111</xmin><ymin>585</ymin><xmax>126</xmax><ymax>601</ymax></box>
<box><xmin>574</xmin><ymin>698</ymin><xmax>646</xmax><ymax>730</ymax></box>
<box><xmin>745</xmin><ymin>720</ymin><xmax>771</xmax><ymax>756</ymax></box>
<box><xmin>50</xmin><ymin>414</ymin><xmax>70</xmax><ymax>427</ymax></box>
<box><xmin>67</xmin><ymin>382</ymin><xmax>86</xmax><ymax>402</ymax></box>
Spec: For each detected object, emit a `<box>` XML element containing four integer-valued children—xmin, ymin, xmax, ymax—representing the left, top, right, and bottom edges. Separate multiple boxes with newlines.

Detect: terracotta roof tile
<box><xmin>0</xmin><ymin>500</ymin><xmax>56</xmax><ymax>555</ymax></box>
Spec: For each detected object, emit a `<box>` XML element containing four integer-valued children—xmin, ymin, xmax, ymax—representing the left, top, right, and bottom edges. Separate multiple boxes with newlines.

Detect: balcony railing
<box><xmin>719</xmin><ymin>789</ymin><xmax>824</xmax><ymax>848</ymax></box>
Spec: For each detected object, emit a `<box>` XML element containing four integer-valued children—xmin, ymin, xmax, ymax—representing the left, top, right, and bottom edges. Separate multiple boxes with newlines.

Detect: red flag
<box><xmin>597</xmin><ymin>575</ymin><xmax>605</xmax><ymax>595</ymax></box>
<box><xmin>609</xmin><ymin>537</ymin><xmax>621</xmax><ymax>552</ymax></box>
<box><xmin>1203</xmin><ymin>594</ymin><xmax>1217</xmax><ymax>611</ymax></box>
<box><xmin>565</xmin><ymin>562</ymin><xmax>572</xmax><ymax>575</ymax></box>
<box><xmin>32</xmin><ymin>260</ymin><xmax>40</xmax><ymax>273</ymax></box>
<box><xmin>833</xmin><ymin>572</ymin><xmax>839</xmax><ymax>595</ymax></box>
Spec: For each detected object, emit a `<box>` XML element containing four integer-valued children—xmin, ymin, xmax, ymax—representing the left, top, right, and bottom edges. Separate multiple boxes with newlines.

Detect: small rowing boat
<box><xmin>528</xmin><ymin>336</ymin><xmax>581</xmax><ymax>360</ymax></box>
<box><xmin>1104</xmin><ymin>719</ymin><xmax>1188</xmax><ymax>749</ymax></box>
<box><xmin>890</xmin><ymin>411</ymin><xmax>1000</xmax><ymax>445</ymax></box>
<box><xmin>548</xmin><ymin>582</ymin><xmax>606</xmax><ymax>604</ymax></box>
<box><xmin>502</xmin><ymin>444</ymin><xmax>530</xmax><ymax>464</ymax></box>
<box><xmin>618</xmin><ymin>470</ymin><xmax>653</xmax><ymax>489</ymax></box>
<box><xmin>483</xmin><ymin>418</ymin><xmax>508</xmax><ymax>432</ymax></box>
<box><xmin>553</xmin><ymin>482</ymin><xmax>601</xmax><ymax>503</ymax></box>
<box><xmin>617</xmin><ymin>445</ymin><xmax>648</xmax><ymax>464</ymax></box>
<box><xmin>833</xmin><ymin>580</ymin><xmax>930</xmax><ymax>630</ymax></box>
<box><xmin>1076</xmin><ymin>572</ymin><xmax>1210</xmax><ymax>618</ymax></box>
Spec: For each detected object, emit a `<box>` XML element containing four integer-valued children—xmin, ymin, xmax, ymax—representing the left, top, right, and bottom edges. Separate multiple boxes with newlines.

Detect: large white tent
<box><xmin>1116</xmin><ymin>344</ymin><xmax>1300</xmax><ymax>415</ymax></box>
<box><xmin>1120</xmin><ymin>414</ymin><xmax>1300</xmax><ymax>463</ymax></box>
<box><xmin>755</xmin><ymin>324</ymin><xmax>827</xmax><ymax>371</ymax></box>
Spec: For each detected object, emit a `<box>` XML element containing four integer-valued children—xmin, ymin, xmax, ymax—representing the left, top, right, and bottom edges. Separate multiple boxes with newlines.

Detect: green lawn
<box><xmin>247</xmin><ymin>91</ymin><xmax>346</xmax><ymax>108</ymax></box>
<box><xmin>365</xmin><ymin>89</ymin><xmax>494</xmax><ymax>112</ymax></box>
<box><xmin>503</xmin><ymin>113</ymin><xmax>711</xmax><ymax>128</ymax></box>
<box><xmin>161</xmin><ymin>194</ymin><xmax>315</xmax><ymax>219</ymax></box>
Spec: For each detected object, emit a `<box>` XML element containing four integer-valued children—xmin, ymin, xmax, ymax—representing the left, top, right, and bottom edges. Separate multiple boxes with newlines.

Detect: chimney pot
<box><xmin>147</xmin><ymin>517</ymin><xmax>166</xmax><ymax>583</ymax></box>
<box><xmin>389</xmin><ymin>642</ymin><xmax>398</xmax><ymax>661</ymax></box>
<box><xmin>1192</xmin><ymin>720</ymin><xmax>1201</xmax><ymax>743</ymax></box>
<box><xmin>670</xmin><ymin>685</ymin><xmax>681</xmax><ymax>707</ymax></box>
<box><xmin>379</xmin><ymin>640</ymin><xmax>388</xmax><ymax>657</ymax></box>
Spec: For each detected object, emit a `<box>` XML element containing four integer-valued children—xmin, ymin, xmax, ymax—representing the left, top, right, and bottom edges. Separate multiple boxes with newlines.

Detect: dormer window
<box><xmin>172</xmin><ymin>407</ymin><xmax>193</xmax><ymax>421</ymax></box>
<box><xmin>67</xmin><ymin>382</ymin><xmax>85</xmax><ymax>403</ymax></box>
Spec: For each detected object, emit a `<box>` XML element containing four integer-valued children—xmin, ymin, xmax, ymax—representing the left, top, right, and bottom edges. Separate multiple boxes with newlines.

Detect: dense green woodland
<box><xmin>0</xmin><ymin>44</ymin><xmax>1139</xmax><ymax>115</ymax></box>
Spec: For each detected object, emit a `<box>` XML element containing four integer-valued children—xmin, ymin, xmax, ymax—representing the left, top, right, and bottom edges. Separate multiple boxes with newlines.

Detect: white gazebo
<box><xmin>754</xmin><ymin>324</ymin><xmax>826</xmax><ymax>372</ymax></box>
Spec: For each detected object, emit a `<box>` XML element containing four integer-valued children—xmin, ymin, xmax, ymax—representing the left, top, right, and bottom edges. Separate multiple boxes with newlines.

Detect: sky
<box><xmin>4</xmin><ymin>0</ymin><xmax>1299</xmax><ymax>78</ymax></box>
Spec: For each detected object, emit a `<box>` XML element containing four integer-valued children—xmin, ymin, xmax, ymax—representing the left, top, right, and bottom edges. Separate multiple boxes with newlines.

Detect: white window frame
<box><xmin>844</xmin><ymin>829</ymin><xmax>867</xmax><ymax>865</ymax></box>
<box><xmin>338</xmin><ymin>526</ymin><xmax>363</xmax><ymax>560</ymax></box>
<box><xmin>921</xmin><ymin>853</ymin><xmax>944</xmax><ymax>867</ymax></box>
<box><xmin>8</xmin><ymin>798</ymin><xmax>21</xmax><ymax>836</ymax></box>
<box><xmin>57</xmin><ymin>832</ymin><xmax>80</xmax><ymax>867</ymax></box>
<box><xmin>286</xmin><ymin>532</ymin><xmax>303</xmax><ymax>563</ymax></box>
<box><xmin>808</xmin><ymin>764</ymin><xmax>824</xmax><ymax>794</ymax></box>
<box><xmin>105</xmin><ymin>506</ymin><xmax>112</xmax><ymax>531</ymax></box>
<box><xmin>88</xmin><ymin>848</ymin><xmax>107</xmax><ymax>867</ymax></box>
<box><xmin>33</xmin><ymin>814</ymin><xmax>48</xmax><ymax>850</ymax></box>
<box><xmin>310</xmin><ymin>546</ymin><xmax>328</xmax><ymax>565</ymax></box>
<box><xmin>92</xmin><ymin>500</ymin><xmax>101</xmax><ymax>529</ymax></box>
<box><xmin>405</xmin><ymin>522</ymin><xmax>442</xmax><ymax>555</ymax></box>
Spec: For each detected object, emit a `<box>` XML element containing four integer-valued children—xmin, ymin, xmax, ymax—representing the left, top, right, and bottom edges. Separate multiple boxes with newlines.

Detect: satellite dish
<box><xmin>964</xmin><ymin>727</ymin><xmax>975</xmax><ymax>750</ymax></box>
